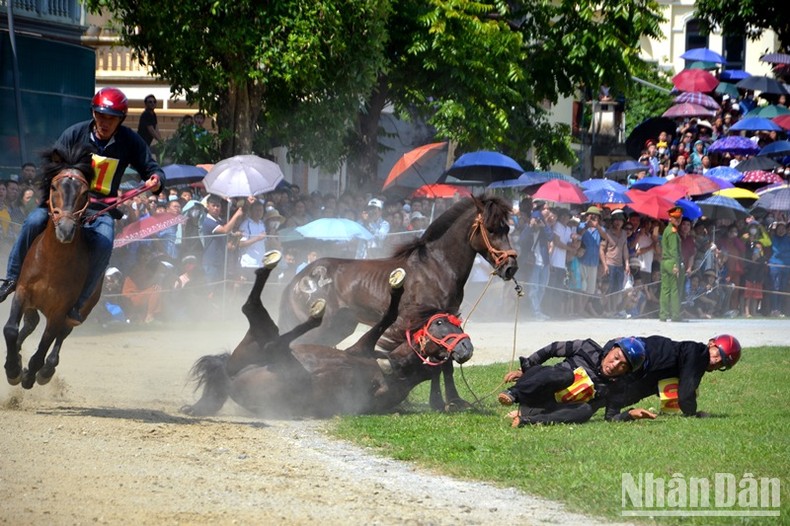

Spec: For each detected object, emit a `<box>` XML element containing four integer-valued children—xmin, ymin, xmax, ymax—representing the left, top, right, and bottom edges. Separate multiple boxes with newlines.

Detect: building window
<box><xmin>685</xmin><ymin>19</ymin><xmax>709</xmax><ymax>51</ymax></box>
<box><xmin>723</xmin><ymin>32</ymin><xmax>746</xmax><ymax>70</ymax></box>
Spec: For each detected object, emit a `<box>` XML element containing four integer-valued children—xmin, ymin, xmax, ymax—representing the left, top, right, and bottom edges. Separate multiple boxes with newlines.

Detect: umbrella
<box><xmin>581</xmin><ymin>179</ymin><xmax>627</xmax><ymax>192</ymax></box>
<box><xmin>758</xmin><ymin>140</ymin><xmax>790</xmax><ymax>158</ymax></box>
<box><xmin>382</xmin><ymin>142</ymin><xmax>447</xmax><ymax>190</ymax></box>
<box><xmin>755</xmin><ymin>186</ymin><xmax>790</xmax><ymax>212</ymax></box>
<box><xmin>715</xmin><ymin>82</ymin><xmax>740</xmax><ymax>98</ymax></box>
<box><xmin>295</xmin><ymin>218</ymin><xmax>373</xmax><ymax>242</ymax></box>
<box><xmin>735</xmin><ymin>156</ymin><xmax>780</xmax><ymax>173</ymax></box>
<box><xmin>681</xmin><ymin>47</ymin><xmax>725</xmax><ymax>63</ymax></box>
<box><xmin>773</xmin><ymin>115</ymin><xmax>790</xmax><ymax>130</ymax></box>
<box><xmin>674</xmin><ymin>92</ymin><xmax>719</xmax><ymax>110</ymax></box>
<box><xmin>696</xmin><ymin>195</ymin><xmax>749</xmax><ymax>221</ymax></box>
<box><xmin>705</xmin><ymin>166</ymin><xmax>744</xmax><ymax>183</ymax></box>
<box><xmin>736</xmin><ymin>76</ymin><xmax>790</xmax><ymax>95</ymax></box>
<box><xmin>649</xmin><ymin>183</ymin><xmax>689</xmax><ymax>201</ymax></box>
<box><xmin>532</xmin><ymin>179</ymin><xmax>587</xmax><ymax>204</ymax></box>
<box><xmin>719</xmin><ymin>69</ymin><xmax>751</xmax><ymax>82</ymax></box>
<box><xmin>625</xmin><ymin>190</ymin><xmax>675</xmax><ymax>220</ymax></box>
<box><xmin>672</xmin><ymin>69</ymin><xmax>718</xmax><ymax>92</ymax></box>
<box><xmin>441</xmin><ymin>151</ymin><xmax>523</xmax><ymax>184</ymax></box>
<box><xmin>662</xmin><ymin>103</ymin><xmax>716</xmax><ymax>118</ymax></box>
<box><xmin>162</xmin><ymin>164</ymin><xmax>208</xmax><ymax>186</ymax></box>
<box><xmin>203</xmin><ymin>155</ymin><xmax>284</xmax><ymax>198</ymax></box>
<box><xmin>729</xmin><ymin>117</ymin><xmax>784</xmax><ymax>132</ymax></box>
<box><xmin>665</xmin><ymin>173</ymin><xmax>721</xmax><ymax>196</ymax></box>
<box><xmin>583</xmin><ymin>188</ymin><xmax>631</xmax><ymax>204</ymax></box>
<box><xmin>625</xmin><ymin>117</ymin><xmax>678</xmax><ymax>159</ymax></box>
<box><xmin>714</xmin><ymin>187</ymin><xmax>760</xmax><ymax>207</ymax></box>
<box><xmin>629</xmin><ymin>176</ymin><xmax>666</xmax><ymax>190</ymax></box>
<box><xmin>114</xmin><ymin>213</ymin><xmax>187</xmax><ymax>248</ymax></box>
<box><xmin>740</xmin><ymin>171</ymin><xmax>784</xmax><ymax>185</ymax></box>
<box><xmin>707</xmin><ymin>136</ymin><xmax>761</xmax><ymax>156</ymax></box>
<box><xmin>674</xmin><ymin>198</ymin><xmax>703</xmax><ymax>221</ymax></box>
<box><xmin>410</xmin><ymin>183</ymin><xmax>471</xmax><ymax>199</ymax></box>
<box><xmin>686</xmin><ymin>61</ymin><xmax>718</xmax><ymax>71</ymax></box>
<box><xmin>706</xmin><ymin>175</ymin><xmax>736</xmax><ymax>189</ymax></box>
<box><xmin>487</xmin><ymin>171</ymin><xmax>578</xmax><ymax>189</ymax></box>
<box><xmin>605</xmin><ymin>160</ymin><xmax>647</xmax><ymax>178</ymax></box>
<box><xmin>744</xmin><ymin>105</ymin><xmax>790</xmax><ymax>119</ymax></box>
<box><xmin>760</xmin><ymin>53</ymin><xmax>790</xmax><ymax>65</ymax></box>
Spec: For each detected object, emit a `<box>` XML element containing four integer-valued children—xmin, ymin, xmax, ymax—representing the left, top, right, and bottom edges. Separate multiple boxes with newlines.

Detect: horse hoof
<box><xmin>6</xmin><ymin>373</ymin><xmax>22</xmax><ymax>386</ymax></box>
<box><xmin>263</xmin><ymin>250</ymin><xmax>282</xmax><ymax>269</ymax></box>
<box><xmin>36</xmin><ymin>371</ymin><xmax>54</xmax><ymax>386</ymax></box>
<box><xmin>309</xmin><ymin>299</ymin><xmax>326</xmax><ymax>319</ymax></box>
<box><xmin>445</xmin><ymin>399</ymin><xmax>472</xmax><ymax>412</ymax></box>
<box><xmin>388</xmin><ymin>268</ymin><xmax>406</xmax><ymax>289</ymax></box>
<box><xmin>21</xmin><ymin>374</ymin><xmax>35</xmax><ymax>390</ymax></box>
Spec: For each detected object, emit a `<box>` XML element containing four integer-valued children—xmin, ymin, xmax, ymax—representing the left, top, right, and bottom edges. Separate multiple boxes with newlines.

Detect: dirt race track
<box><xmin>0</xmin><ymin>296</ymin><xmax>785</xmax><ymax>525</ymax></box>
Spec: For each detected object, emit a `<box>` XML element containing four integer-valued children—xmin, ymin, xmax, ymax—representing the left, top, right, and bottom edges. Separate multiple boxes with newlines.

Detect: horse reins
<box><xmin>470</xmin><ymin>213</ymin><xmax>517</xmax><ymax>270</ymax></box>
<box><xmin>406</xmin><ymin>313</ymin><xmax>470</xmax><ymax>366</ymax></box>
<box><xmin>49</xmin><ymin>170</ymin><xmax>90</xmax><ymax>225</ymax></box>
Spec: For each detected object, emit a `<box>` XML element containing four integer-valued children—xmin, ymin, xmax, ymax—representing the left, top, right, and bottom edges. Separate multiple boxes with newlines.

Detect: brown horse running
<box><xmin>277</xmin><ymin>194</ymin><xmax>517</xmax><ymax>410</ymax></box>
<box><xmin>3</xmin><ymin>145</ymin><xmax>101</xmax><ymax>389</ymax></box>
<box><xmin>181</xmin><ymin>257</ymin><xmax>473</xmax><ymax>418</ymax></box>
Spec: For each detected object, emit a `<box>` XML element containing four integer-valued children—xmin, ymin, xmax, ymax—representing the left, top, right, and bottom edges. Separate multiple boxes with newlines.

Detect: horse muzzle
<box><xmin>495</xmin><ymin>256</ymin><xmax>519</xmax><ymax>281</ymax></box>
<box><xmin>54</xmin><ymin>218</ymin><xmax>79</xmax><ymax>244</ymax></box>
<box><xmin>452</xmin><ymin>339</ymin><xmax>474</xmax><ymax>364</ymax></box>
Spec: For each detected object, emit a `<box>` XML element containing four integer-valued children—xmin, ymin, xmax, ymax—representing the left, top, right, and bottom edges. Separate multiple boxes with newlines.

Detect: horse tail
<box><xmin>180</xmin><ymin>353</ymin><xmax>231</xmax><ymax>416</ymax></box>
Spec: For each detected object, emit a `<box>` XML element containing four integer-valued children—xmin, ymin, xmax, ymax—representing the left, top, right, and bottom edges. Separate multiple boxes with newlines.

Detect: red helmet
<box><xmin>91</xmin><ymin>87</ymin><xmax>128</xmax><ymax>119</ymax></box>
<box><xmin>711</xmin><ymin>334</ymin><xmax>741</xmax><ymax>370</ymax></box>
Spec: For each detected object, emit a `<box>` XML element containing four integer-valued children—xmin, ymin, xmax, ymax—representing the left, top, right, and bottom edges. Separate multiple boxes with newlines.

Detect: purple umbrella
<box><xmin>706</xmin><ymin>175</ymin><xmax>736</xmax><ymax>189</ymax></box>
<box><xmin>662</xmin><ymin>103</ymin><xmax>716</xmax><ymax>118</ymax></box>
<box><xmin>681</xmin><ymin>47</ymin><xmax>725</xmax><ymax>63</ymax></box>
<box><xmin>674</xmin><ymin>92</ymin><xmax>719</xmax><ymax>110</ymax></box>
<box><xmin>760</xmin><ymin>53</ymin><xmax>790</xmax><ymax>65</ymax></box>
<box><xmin>707</xmin><ymin>136</ymin><xmax>761</xmax><ymax>156</ymax></box>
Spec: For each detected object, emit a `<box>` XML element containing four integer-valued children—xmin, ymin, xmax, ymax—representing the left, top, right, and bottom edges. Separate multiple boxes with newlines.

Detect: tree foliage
<box><xmin>694</xmin><ymin>0</ymin><xmax>789</xmax><ymax>52</ymax></box>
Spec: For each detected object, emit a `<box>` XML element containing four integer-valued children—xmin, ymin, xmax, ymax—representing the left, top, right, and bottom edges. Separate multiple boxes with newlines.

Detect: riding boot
<box><xmin>0</xmin><ymin>280</ymin><xmax>16</xmax><ymax>302</ymax></box>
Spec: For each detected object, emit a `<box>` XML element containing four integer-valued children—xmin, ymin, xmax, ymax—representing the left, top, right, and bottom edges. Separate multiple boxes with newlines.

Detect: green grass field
<box><xmin>333</xmin><ymin>347</ymin><xmax>789</xmax><ymax>524</ymax></box>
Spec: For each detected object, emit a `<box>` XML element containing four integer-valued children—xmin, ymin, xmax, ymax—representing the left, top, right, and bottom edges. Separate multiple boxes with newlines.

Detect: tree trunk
<box><xmin>347</xmin><ymin>75</ymin><xmax>389</xmax><ymax>191</ymax></box>
<box><xmin>217</xmin><ymin>78</ymin><xmax>264</xmax><ymax>158</ymax></box>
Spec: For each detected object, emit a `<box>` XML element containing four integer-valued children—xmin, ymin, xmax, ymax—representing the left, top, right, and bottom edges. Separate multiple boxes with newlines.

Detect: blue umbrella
<box><xmin>758</xmin><ymin>140</ymin><xmax>790</xmax><ymax>157</ymax></box>
<box><xmin>583</xmin><ymin>188</ymin><xmax>631</xmax><ymax>204</ymax></box>
<box><xmin>162</xmin><ymin>164</ymin><xmax>208</xmax><ymax>186</ymax></box>
<box><xmin>696</xmin><ymin>195</ymin><xmax>749</xmax><ymax>221</ymax></box>
<box><xmin>707</xmin><ymin>136</ymin><xmax>760</xmax><ymax>156</ymax></box>
<box><xmin>296</xmin><ymin>218</ymin><xmax>373</xmax><ymax>242</ymax></box>
<box><xmin>706</xmin><ymin>175</ymin><xmax>736</xmax><ymax>189</ymax></box>
<box><xmin>442</xmin><ymin>151</ymin><xmax>524</xmax><ymax>184</ymax></box>
<box><xmin>581</xmin><ymin>179</ymin><xmax>627</xmax><ymax>192</ymax></box>
<box><xmin>487</xmin><ymin>171</ymin><xmax>577</xmax><ymax>189</ymax></box>
<box><xmin>705</xmin><ymin>166</ymin><xmax>744</xmax><ymax>183</ymax></box>
<box><xmin>674</xmin><ymin>198</ymin><xmax>702</xmax><ymax>221</ymax></box>
<box><xmin>681</xmin><ymin>47</ymin><xmax>725</xmax><ymax>63</ymax></box>
<box><xmin>729</xmin><ymin>117</ymin><xmax>784</xmax><ymax>132</ymax></box>
<box><xmin>629</xmin><ymin>176</ymin><xmax>667</xmax><ymax>190</ymax></box>
<box><xmin>720</xmin><ymin>69</ymin><xmax>751</xmax><ymax>81</ymax></box>
<box><xmin>605</xmin><ymin>160</ymin><xmax>646</xmax><ymax>178</ymax></box>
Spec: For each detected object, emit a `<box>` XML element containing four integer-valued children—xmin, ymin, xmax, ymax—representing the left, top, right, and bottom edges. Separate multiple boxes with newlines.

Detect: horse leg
<box><xmin>346</xmin><ymin>268</ymin><xmax>405</xmax><ymax>357</ymax></box>
<box><xmin>22</xmin><ymin>327</ymin><xmax>57</xmax><ymax>389</ymax></box>
<box><xmin>37</xmin><ymin>328</ymin><xmax>72</xmax><ymax>385</ymax></box>
<box><xmin>273</xmin><ymin>300</ymin><xmax>325</xmax><ymax>349</ymax></box>
<box><xmin>439</xmin><ymin>362</ymin><xmax>471</xmax><ymax>412</ymax></box>
<box><xmin>3</xmin><ymin>300</ymin><xmax>25</xmax><ymax>385</ymax></box>
<box><xmin>17</xmin><ymin>310</ymin><xmax>40</xmax><ymax>350</ymax></box>
<box><xmin>241</xmin><ymin>254</ymin><xmax>281</xmax><ymax>343</ymax></box>
<box><xmin>428</xmin><ymin>372</ymin><xmax>446</xmax><ymax>411</ymax></box>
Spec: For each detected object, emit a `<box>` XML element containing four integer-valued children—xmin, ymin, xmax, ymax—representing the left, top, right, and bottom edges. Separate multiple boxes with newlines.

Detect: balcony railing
<box><xmin>88</xmin><ymin>39</ymin><xmax>152</xmax><ymax>79</ymax></box>
<box><xmin>0</xmin><ymin>0</ymin><xmax>81</xmax><ymax>25</ymax></box>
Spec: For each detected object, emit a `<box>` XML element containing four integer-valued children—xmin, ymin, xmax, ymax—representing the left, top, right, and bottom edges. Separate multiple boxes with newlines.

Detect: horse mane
<box><xmin>38</xmin><ymin>144</ymin><xmax>94</xmax><ymax>195</ymax></box>
<box><xmin>377</xmin><ymin>305</ymin><xmax>459</xmax><ymax>352</ymax></box>
<box><xmin>390</xmin><ymin>194</ymin><xmax>512</xmax><ymax>260</ymax></box>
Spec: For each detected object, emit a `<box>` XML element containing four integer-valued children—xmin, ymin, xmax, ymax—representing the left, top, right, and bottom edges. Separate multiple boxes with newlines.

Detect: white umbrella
<box><xmin>203</xmin><ymin>155</ymin><xmax>284</xmax><ymax>198</ymax></box>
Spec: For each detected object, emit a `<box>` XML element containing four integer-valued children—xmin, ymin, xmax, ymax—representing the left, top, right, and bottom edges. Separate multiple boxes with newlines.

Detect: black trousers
<box><xmin>509</xmin><ymin>365</ymin><xmax>596</xmax><ymax>425</ymax></box>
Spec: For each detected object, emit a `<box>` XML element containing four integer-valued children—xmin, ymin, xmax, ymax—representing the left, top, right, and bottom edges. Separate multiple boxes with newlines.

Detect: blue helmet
<box><xmin>615</xmin><ymin>337</ymin><xmax>646</xmax><ymax>372</ymax></box>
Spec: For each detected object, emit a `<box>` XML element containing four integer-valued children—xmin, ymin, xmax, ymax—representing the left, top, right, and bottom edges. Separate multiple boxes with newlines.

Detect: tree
<box><xmin>85</xmin><ymin>0</ymin><xmax>390</xmax><ymax>158</ymax></box>
<box><xmin>694</xmin><ymin>0</ymin><xmax>789</xmax><ymax>52</ymax></box>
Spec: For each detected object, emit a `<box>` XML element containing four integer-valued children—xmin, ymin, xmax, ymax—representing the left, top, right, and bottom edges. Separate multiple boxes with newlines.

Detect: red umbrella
<box><xmin>532</xmin><ymin>179</ymin><xmax>587</xmax><ymax>204</ymax></box>
<box><xmin>672</xmin><ymin>69</ymin><xmax>719</xmax><ymax>92</ymax></box>
<box><xmin>410</xmin><ymin>183</ymin><xmax>471</xmax><ymax>199</ymax></box>
<box><xmin>740</xmin><ymin>170</ymin><xmax>784</xmax><ymax>185</ymax></box>
<box><xmin>665</xmin><ymin>173</ymin><xmax>721</xmax><ymax>196</ymax></box>
<box><xmin>648</xmin><ymin>182</ymin><xmax>688</xmax><ymax>201</ymax></box>
<box><xmin>662</xmin><ymin>103</ymin><xmax>717</xmax><ymax>118</ymax></box>
<box><xmin>625</xmin><ymin>190</ymin><xmax>675</xmax><ymax>220</ymax></box>
<box><xmin>114</xmin><ymin>213</ymin><xmax>187</xmax><ymax>248</ymax></box>
<box><xmin>382</xmin><ymin>142</ymin><xmax>448</xmax><ymax>190</ymax></box>
<box><xmin>773</xmin><ymin>115</ymin><xmax>790</xmax><ymax>130</ymax></box>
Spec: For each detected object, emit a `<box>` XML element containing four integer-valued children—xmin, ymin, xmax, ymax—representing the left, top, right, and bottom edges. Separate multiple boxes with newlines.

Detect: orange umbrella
<box><xmin>532</xmin><ymin>179</ymin><xmax>587</xmax><ymax>204</ymax></box>
<box><xmin>410</xmin><ymin>184</ymin><xmax>471</xmax><ymax>199</ymax></box>
<box><xmin>382</xmin><ymin>142</ymin><xmax>448</xmax><ymax>190</ymax></box>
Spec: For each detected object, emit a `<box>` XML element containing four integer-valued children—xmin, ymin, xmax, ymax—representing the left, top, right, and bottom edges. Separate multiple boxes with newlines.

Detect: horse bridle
<box><xmin>469</xmin><ymin>213</ymin><xmax>517</xmax><ymax>270</ymax></box>
<box><xmin>406</xmin><ymin>313</ymin><xmax>470</xmax><ymax>366</ymax></box>
<box><xmin>49</xmin><ymin>170</ymin><xmax>90</xmax><ymax>225</ymax></box>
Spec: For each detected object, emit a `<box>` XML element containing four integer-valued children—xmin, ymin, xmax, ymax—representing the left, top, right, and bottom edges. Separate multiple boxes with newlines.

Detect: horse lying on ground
<box><xmin>277</xmin><ymin>195</ymin><xmax>517</xmax><ymax>411</ymax></box>
<box><xmin>4</xmin><ymin>145</ymin><xmax>101</xmax><ymax>389</ymax></box>
<box><xmin>181</xmin><ymin>254</ymin><xmax>473</xmax><ymax>418</ymax></box>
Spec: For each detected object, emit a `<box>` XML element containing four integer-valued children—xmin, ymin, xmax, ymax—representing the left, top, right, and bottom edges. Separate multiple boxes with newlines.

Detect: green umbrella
<box><xmin>687</xmin><ymin>60</ymin><xmax>718</xmax><ymax>70</ymax></box>
<box><xmin>715</xmin><ymin>82</ymin><xmax>740</xmax><ymax>98</ymax></box>
<box><xmin>744</xmin><ymin>104</ymin><xmax>790</xmax><ymax>119</ymax></box>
